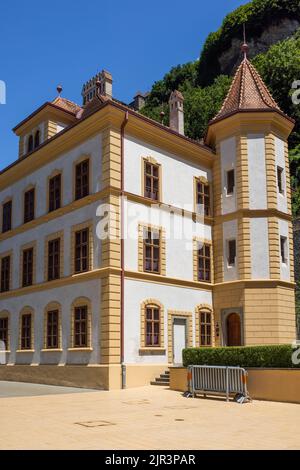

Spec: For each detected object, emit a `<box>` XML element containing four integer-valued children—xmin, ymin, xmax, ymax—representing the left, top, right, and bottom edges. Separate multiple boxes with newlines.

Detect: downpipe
<box><xmin>120</xmin><ymin>111</ymin><xmax>129</xmax><ymax>389</ymax></box>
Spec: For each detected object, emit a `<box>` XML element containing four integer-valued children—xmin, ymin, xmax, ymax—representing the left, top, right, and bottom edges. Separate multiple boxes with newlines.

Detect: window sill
<box><xmin>16</xmin><ymin>350</ymin><xmax>35</xmax><ymax>353</ymax></box>
<box><xmin>41</xmin><ymin>349</ymin><xmax>63</xmax><ymax>353</ymax></box>
<box><xmin>67</xmin><ymin>348</ymin><xmax>93</xmax><ymax>352</ymax></box>
<box><xmin>139</xmin><ymin>348</ymin><xmax>166</xmax><ymax>355</ymax></box>
<box><xmin>0</xmin><ymin>350</ymin><xmax>11</xmax><ymax>353</ymax></box>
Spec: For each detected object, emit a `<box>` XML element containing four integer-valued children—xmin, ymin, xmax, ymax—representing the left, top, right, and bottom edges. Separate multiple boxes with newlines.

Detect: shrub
<box><xmin>183</xmin><ymin>345</ymin><xmax>300</xmax><ymax>368</ymax></box>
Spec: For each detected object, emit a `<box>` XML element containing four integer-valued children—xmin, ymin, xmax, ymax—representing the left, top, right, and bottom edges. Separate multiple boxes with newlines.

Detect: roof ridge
<box><xmin>246</xmin><ymin>59</ymin><xmax>280</xmax><ymax>109</ymax></box>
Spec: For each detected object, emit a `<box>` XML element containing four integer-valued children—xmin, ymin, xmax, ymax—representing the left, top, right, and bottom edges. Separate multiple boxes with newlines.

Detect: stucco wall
<box><xmin>124</xmin><ymin>278</ymin><xmax>212</xmax><ymax>364</ymax></box>
<box><xmin>0</xmin><ymin>134</ymin><xmax>102</xmax><ymax>229</ymax></box>
<box><xmin>220</xmin><ymin>136</ymin><xmax>237</xmax><ymax>215</ymax></box>
<box><xmin>1</xmin><ymin>279</ymin><xmax>101</xmax><ymax>365</ymax></box>
<box><xmin>275</xmin><ymin>136</ymin><xmax>288</xmax><ymax>214</ymax></box>
<box><xmin>278</xmin><ymin>218</ymin><xmax>290</xmax><ymax>281</ymax></box>
<box><xmin>0</xmin><ymin>201</ymin><xmax>102</xmax><ymax>287</ymax></box>
<box><xmin>124</xmin><ymin>135</ymin><xmax>211</xmax><ymax>209</ymax></box>
<box><xmin>248</xmin><ymin>134</ymin><xmax>267</xmax><ymax>210</ymax></box>
<box><xmin>222</xmin><ymin>219</ymin><xmax>238</xmax><ymax>281</ymax></box>
<box><xmin>124</xmin><ymin>199</ymin><xmax>211</xmax><ymax>280</ymax></box>
<box><xmin>250</xmin><ymin>218</ymin><xmax>270</xmax><ymax>279</ymax></box>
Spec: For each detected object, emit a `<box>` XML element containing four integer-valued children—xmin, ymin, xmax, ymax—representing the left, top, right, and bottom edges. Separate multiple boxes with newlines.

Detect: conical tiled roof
<box><xmin>212</xmin><ymin>57</ymin><xmax>282</xmax><ymax>122</ymax></box>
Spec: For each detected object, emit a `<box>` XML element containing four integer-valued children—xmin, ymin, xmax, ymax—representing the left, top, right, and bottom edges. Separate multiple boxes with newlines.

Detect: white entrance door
<box><xmin>173</xmin><ymin>318</ymin><xmax>187</xmax><ymax>365</ymax></box>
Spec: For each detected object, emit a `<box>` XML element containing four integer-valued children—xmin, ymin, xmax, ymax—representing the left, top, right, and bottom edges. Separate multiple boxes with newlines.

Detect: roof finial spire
<box><xmin>57</xmin><ymin>85</ymin><xmax>63</xmax><ymax>97</ymax></box>
<box><xmin>241</xmin><ymin>23</ymin><xmax>249</xmax><ymax>60</ymax></box>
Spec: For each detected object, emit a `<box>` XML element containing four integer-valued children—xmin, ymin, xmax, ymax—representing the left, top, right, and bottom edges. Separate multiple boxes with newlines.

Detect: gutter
<box><xmin>120</xmin><ymin>110</ymin><xmax>129</xmax><ymax>389</ymax></box>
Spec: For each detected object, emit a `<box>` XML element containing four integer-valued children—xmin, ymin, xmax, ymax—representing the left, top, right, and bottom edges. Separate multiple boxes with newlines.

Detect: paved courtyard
<box><xmin>0</xmin><ymin>381</ymin><xmax>299</xmax><ymax>450</ymax></box>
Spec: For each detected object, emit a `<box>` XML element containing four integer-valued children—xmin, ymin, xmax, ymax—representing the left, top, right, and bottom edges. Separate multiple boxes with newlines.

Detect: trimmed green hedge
<box><xmin>183</xmin><ymin>345</ymin><xmax>300</xmax><ymax>368</ymax></box>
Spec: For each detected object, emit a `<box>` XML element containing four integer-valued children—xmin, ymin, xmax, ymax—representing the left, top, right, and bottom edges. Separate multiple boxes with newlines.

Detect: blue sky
<box><xmin>0</xmin><ymin>0</ymin><xmax>248</xmax><ymax>168</ymax></box>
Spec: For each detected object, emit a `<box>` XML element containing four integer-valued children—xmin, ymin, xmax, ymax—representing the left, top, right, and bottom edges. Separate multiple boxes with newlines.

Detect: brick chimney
<box><xmin>82</xmin><ymin>69</ymin><xmax>113</xmax><ymax>105</ymax></box>
<box><xmin>169</xmin><ymin>90</ymin><xmax>184</xmax><ymax>135</ymax></box>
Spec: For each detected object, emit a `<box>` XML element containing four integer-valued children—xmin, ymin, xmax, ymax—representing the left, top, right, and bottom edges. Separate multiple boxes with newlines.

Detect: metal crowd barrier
<box><xmin>187</xmin><ymin>365</ymin><xmax>250</xmax><ymax>402</ymax></box>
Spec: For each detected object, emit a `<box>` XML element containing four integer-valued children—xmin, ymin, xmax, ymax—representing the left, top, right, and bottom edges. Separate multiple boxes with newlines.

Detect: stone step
<box><xmin>150</xmin><ymin>381</ymin><xmax>169</xmax><ymax>386</ymax></box>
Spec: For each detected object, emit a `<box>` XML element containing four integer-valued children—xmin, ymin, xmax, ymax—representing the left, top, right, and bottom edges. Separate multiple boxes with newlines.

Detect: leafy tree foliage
<box><xmin>182</xmin><ymin>76</ymin><xmax>232</xmax><ymax>140</ymax></box>
<box><xmin>253</xmin><ymin>30</ymin><xmax>300</xmax><ymax>148</ymax></box>
<box><xmin>141</xmin><ymin>3</ymin><xmax>300</xmax><ymax>215</ymax></box>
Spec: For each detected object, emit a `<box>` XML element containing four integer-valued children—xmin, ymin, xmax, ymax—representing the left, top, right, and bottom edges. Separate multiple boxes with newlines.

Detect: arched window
<box><xmin>199</xmin><ymin>310</ymin><xmax>212</xmax><ymax>347</ymax></box>
<box><xmin>27</xmin><ymin>135</ymin><xmax>33</xmax><ymax>153</ymax></box>
<box><xmin>34</xmin><ymin>130</ymin><xmax>40</xmax><ymax>149</ymax></box>
<box><xmin>71</xmin><ymin>298</ymin><xmax>92</xmax><ymax>349</ymax></box>
<box><xmin>19</xmin><ymin>307</ymin><xmax>34</xmax><ymax>350</ymax></box>
<box><xmin>0</xmin><ymin>311</ymin><xmax>10</xmax><ymax>351</ymax></box>
<box><xmin>44</xmin><ymin>302</ymin><xmax>62</xmax><ymax>350</ymax></box>
<box><xmin>145</xmin><ymin>304</ymin><xmax>161</xmax><ymax>347</ymax></box>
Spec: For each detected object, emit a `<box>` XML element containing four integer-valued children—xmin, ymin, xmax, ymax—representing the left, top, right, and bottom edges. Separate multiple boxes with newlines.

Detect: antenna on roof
<box><xmin>241</xmin><ymin>24</ymin><xmax>249</xmax><ymax>60</ymax></box>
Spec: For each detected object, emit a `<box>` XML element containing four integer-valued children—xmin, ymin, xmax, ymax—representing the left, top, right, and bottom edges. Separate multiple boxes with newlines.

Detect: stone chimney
<box><xmin>133</xmin><ymin>91</ymin><xmax>146</xmax><ymax>111</ymax></box>
<box><xmin>82</xmin><ymin>69</ymin><xmax>113</xmax><ymax>105</ymax></box>
<box><xmin>169</xmin><ymin>90</ymin><xmax>184</xmax><ymax>135</ymax></box>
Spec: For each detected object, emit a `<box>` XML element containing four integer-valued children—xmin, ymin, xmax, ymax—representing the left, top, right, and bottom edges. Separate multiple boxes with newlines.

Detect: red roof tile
<box><xmin>212</xmin><ymin>57</ymin><xmax>282</xmax><ymax>122</ymax></box>
<box><xmin>52</xmin><ymin>96</ymin><xmax>82</xmax><ymax>115</ymax></box>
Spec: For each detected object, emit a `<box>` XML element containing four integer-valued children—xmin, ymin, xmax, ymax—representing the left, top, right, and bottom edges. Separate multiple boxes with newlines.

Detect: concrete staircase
<box><xmin>150</xmin><ymin>370</ymin><xmax>170</xmax><ymax>386</ymax></box>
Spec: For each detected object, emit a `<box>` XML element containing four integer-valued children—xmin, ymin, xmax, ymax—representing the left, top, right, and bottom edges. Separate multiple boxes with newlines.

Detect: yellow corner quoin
<box><xmin>0</xmin><ymin>49</ymin><xmax>297</xmax><ymax>390</ymax></box>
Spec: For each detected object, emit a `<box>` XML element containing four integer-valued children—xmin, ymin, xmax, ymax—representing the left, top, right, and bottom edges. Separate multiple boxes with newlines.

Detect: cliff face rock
<box><xmin>219</xmin><ymin>18</ymin><xmax>300</xmax><ymax>76</ymax></box>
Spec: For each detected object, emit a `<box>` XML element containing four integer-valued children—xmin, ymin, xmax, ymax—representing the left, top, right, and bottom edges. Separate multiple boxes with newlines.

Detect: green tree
<box><xmin>183</xmin><ymin>76</ymin><xmax>232</xmax><ymax>140</ymax></box>
<box><xmin>253</xmin><ymin>31</ymin><xmax>300</xmax><ymax>148</ymax></box>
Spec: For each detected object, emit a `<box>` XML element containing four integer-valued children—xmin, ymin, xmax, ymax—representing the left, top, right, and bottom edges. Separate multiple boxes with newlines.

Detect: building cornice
<box><xmin>1</xmin><ymin>101</ymin><xmax>214</xmax><ymax>189</ymax></box>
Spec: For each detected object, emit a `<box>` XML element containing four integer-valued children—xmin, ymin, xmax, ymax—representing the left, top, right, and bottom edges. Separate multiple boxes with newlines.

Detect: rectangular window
<box><xmin>145</xmin><ymin>306</ymin><xmax>160</xmax><ymax>347</ymax></box>
<box><xmin>1</xmin><ymin>256</ymin><xmax>10</xmax><ymax>293</ymax></box>
<box><xmin>21</xmin><ymin>314</ymin><xmax>32</xmax><ymax>350</ymax></box>
<box><xmin>280</xmin><ymin>236</ymin><xmax>288</xmax><ymax>264</ymax></box>
<box><xmin>196</xmin><ymin>180</ymin><xmax>210</xmax><ymax>216</ymax></box>
<box><xmin>22</xmin><ymin>248</ymin><xmax>34</xmax><ymax>287</ymax></box>
<box><xmin>49</xmin><ymin>174</ymin><xmax>61</xmax><ymax>212</ymax></box>
<box><xmin>144</xmin><ymin>161</ymin><xmax>160</xmax><ymax>201</ymax></box>
<box><xmin>226</xmin><ymin>169</ymin><xmax>235</xmax><ymax>195</ymax></box>
<box><xmin>227</xmin><ymin>239</ymin><xmax>236</xmax><ymax>267</ymax></box>
<box><xmin>277</xmin><ymin>166</ymin><xmax>284</xmax><ymax>194</ymax></box>
<box><xmin>200</xmin><ymin>311</ymin><xmax>212</xmax><ymax>347</ymax></box>
<box><xmin>74</xmin><ymin>228</ymin><xmax>89</xmax><ymax>273</ymax></box>
<box><xmin>0</xmin><ymin>317</ymin><xmax>8</xmax><ymax>350</ymax></box>
<box><xmin>75</xmin><ymin>160</ymin><xmax>89</xmax><ymax>200</ymax></box>
<box><xmin>197</xmin><ymin>243</ymin><xmax>211</xmax><ymax>283</ymax></box>
<box><xmin>143</xmin><ymin>229</ymin><xmax>160</xmax><ymax>273</ymax></box>
<box><xmin>2</xmin><ymin>200</ymin><xmax>12</xmax><ymax>233</ymax></box>
<box><xmin>48</xmin><ymin>239</ymin><xmax>60</xmax><ymax>281</ymax></box>
<box><xmin>46</xmin><ymin>310</ymin><xmax>59</xmax><ymax>349</ymax></box>
<box><xmin>24</xmin><ymin>188</ymin><xmax>35</xmax><ymax>223</ymax></box>
<box><xmin>74</xmin><ymin>306</ymin><xmax>88</xmax><ymax>348</ymax></box>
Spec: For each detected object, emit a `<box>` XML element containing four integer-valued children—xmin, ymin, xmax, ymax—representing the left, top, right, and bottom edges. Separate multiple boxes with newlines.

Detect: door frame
<box><xmin>167</xmin><ymin>310</ymin><xmax>193</xmax><ymax>364</ymax></box>
<box><xmin>221</xmin><ymin>307</ymin><xmax>244</xmax><ymax>347</ymax></box>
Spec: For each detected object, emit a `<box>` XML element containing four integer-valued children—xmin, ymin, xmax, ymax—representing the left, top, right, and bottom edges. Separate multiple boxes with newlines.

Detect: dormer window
<box><xmin>34</xmin><ymin>130</ymin><xmax>40</xmax><ymax>149</ymax></box>
<box><xmin>27</xmin><ymin>135</ymin><xmax>33</xmax><ymax>153</ymax></box>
